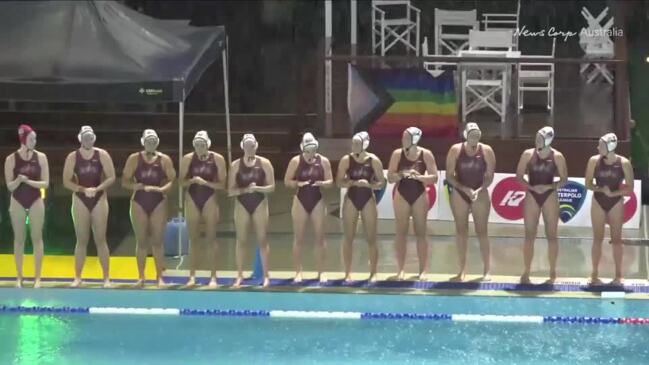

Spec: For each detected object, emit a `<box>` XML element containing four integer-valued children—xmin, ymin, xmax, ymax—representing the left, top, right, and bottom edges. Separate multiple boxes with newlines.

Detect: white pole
<box><xmin>324</xmin><ymin>0</ymin><xmax>333</xmax><ymax>136</ymax></box>
<box><xmin>177</xmin><ymin>94</ymin><xmax>185</xmax><ymax>258</ymax></box>
<box><xmin>351</xmin><ymin>0</ymin><xmax>357</xmax><ymax>58</ymax></box>
<box><xmin>223</xmin><ymin>37</ymin><xmax>232</xmax><ymax>166</ymax></box>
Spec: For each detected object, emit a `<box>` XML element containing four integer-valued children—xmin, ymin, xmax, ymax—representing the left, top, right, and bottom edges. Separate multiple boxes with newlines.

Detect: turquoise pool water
<box><xmin>1</xmin><ymin>289</ymin><xmax>649</xmax><ymax>364</ymax></box>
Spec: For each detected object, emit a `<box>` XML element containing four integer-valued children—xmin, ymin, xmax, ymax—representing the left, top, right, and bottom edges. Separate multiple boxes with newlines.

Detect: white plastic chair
<box><xmin>579</xmin><ymin>7</ymin><xmax>614</xmax><ymax>84</ymax></box>
<box><xmin>481</xmin><ymin>0</ymin><xmax>520</xmax><ymax>50</ymax></box>
<box><xmin>460</xmin><ymin>30</ymin><xmax>517</xmax><ymax>123</ymax></box>
<box><xmin>434</xmin><ymin>9</ymin><xmax>478</xmax><ymax>56</ymax></box>
<box><xmin>371</xmin><ymin>0</ymin><xmax>421</xmax><ymax>56</ymax></box>
<box><xmin>518</xmin><ymin>38</ymin><xmax>556</xmax><ymax>112</ymax></box>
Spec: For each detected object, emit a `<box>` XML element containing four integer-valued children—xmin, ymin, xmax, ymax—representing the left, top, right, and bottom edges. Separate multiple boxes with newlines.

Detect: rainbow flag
<box><xmin>348</xmin><ymin>64</ymin><xmax>458</xmax><ymax>138</ymax></box>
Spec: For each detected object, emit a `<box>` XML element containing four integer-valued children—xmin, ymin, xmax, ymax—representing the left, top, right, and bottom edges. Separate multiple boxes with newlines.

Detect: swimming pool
<box><xmin>1</xmin><ymin>289</ymin><xmax>649</xmax><ymax>365</ymax></box>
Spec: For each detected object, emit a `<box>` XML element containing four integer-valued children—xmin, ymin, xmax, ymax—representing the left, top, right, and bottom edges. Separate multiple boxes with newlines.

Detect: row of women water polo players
<box><xmin>5</xmin><ymin>123</ymin><xmax>633</xmax><ymax>288</ymax></box>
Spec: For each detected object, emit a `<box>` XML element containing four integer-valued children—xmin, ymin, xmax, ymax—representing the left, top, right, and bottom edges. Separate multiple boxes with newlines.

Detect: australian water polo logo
<box><xmin>491</xmin><ymin>176</ymin><xmax>526</xmax><ymax>220</ymax></box>
<box><xmin>557</xmin><ymin>181</ymin><xmax>586</xmax><ymax>223</ymax></box>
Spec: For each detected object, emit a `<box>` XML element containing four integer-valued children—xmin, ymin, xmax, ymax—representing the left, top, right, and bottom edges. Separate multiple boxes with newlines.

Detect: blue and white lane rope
<box><xmin>1</xmin><ymin>305</ymin><xmax>649</xmax><ymax>325</ymax></box>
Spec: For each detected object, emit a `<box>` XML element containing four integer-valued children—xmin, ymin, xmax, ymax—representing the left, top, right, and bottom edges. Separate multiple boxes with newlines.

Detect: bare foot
<box><xmin>368</xmin><ymin>274</ymin><xmax>378</xmax><ymax>283</ymax></box>
<box><xmin>396</xmin><ymin>271</ymin><xmax>405</xmax><ymax>281</ymax></box>
<box><xmin>293</xmin><ymin>272</ymin><xmax>303</xmax><ymax>284</ymax></box>
<box><xmin>588</xmin><ymin>277</ymin><xmax>603</xmax><ymax>286</ymax></box>
<box><xmin>480</xmin><ymin>273</ymin><xmax>492</xmax><ymax>282</ymax></box>
<box><xmin>609</xmin><ymin>277</ymin><xmax>624</xmax><ymax>286</ymax></box>
<box><xmin>157</xmin><ymin>278</ymin><xmax>166</xmax><ymax>288</ymax></box>
<box><xmin>208</xmin><ymin>278</ymin><xmax>219</xmax><ymax>289</ymax></box>
<box><xmin>418</xmin><ymin>272</ymin><xmax>428</xmax><ymax>281</ymax></box>
<box><xmin>544</xmin><ymin>277</ymin><xmax>556</xmax><ymax>285</ymax></box>
<box><xmin>262</xmin><ymin>277</ymin><xmax>270</xmax><ymax>288</ymax></box>
<box><xmin>134</xmin><ymin>279</ymin><xmax>145</xmax><ymax>288</ymax></box>
<box><xmin>232</xmin><ymin>277</ymin><xmax>243</xmax><ymax>288</ymax></box>
<box><xmin>318</xmin><ymin>273</ymin><xmax>327</xmax><ymax>284</ymax></box>
<box><xmin>186</xmin><ymin>276</ymin><xmax>196</xmax><ymax>287</ymax></box>
<box><xmin>70</xmin><ymin>278</ymin><xmax>82</xmax><ymax>288</ymax></box>
<box><xmin>343</xmin><ymin>274</ymin><xmax>353</xmax><ymax>283</ymax></box>
<box><xmin>102</xmin><ymin>280</ymin><xmax>112</xmax><ymax>289</ymax></box>
<box><xmin>15</xmin><ymin>279</ymin><xmax>23</xmax><ymax>288</ymax></box>
<box><xmin>520</xmin><ymin>274</ymin><xmax>531</xmax><ymax>285</ymax></box>
<box><xmin>33</xmin><ymin>279</ymin><xmax>41</xmax><ymax>289</ymax></box>
<box><xmin>449</xmin><ymin>273</ymin><xmax>465</xmax><ymax>282</ymax></box>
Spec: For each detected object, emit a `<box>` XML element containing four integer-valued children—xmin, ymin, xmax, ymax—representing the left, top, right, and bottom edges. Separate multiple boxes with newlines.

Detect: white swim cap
<box><xmin>463</xmin><ymin>123</ymin><xmax>481</xmax><ymax>139</ymax></box>
<box><xmin>537</xmin><ymin>126</ymin><xmax>555</xmax><ymax>147</ymax></box>
<box><xmin>405</xmin><ymin>127</ymin><xmax>422</xmax><ymax>145</ymax></box>
<box><xmin>600</xmin><ymin>133</ymin><xmax>618</xmax><ymax>152</ymax></box>
<box><xmin>140</xmin><ymin>129</ymin><xmax>159</xmax><ymax>146</ymax></box>
<box><xmin>193</xmin><ymin>130</ymin><xmax>211</xmax><ymax>148</ymax></box>
<box><xmin>352</xmin><ymin>131</ymin><xmax>370</xmax><ymax>151</ymax></box>
<box><xmin>300</xmin><ymin>132</ymin><xmax>319</xmax><ymax>151</ymax></box>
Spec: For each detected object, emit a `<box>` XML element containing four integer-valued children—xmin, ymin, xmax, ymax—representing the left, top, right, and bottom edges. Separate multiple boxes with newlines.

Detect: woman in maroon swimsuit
<box><xmin>121</xmin><ymin>129</ymin><xmax>176</xmax><ymax>287</ymax></box>
<box><xmin>180</xmin><ymin>131</ymin><xmax>227</xmax><ymax>288</ymax></box>
<box><xmin>515</xmin><ymin>126</ymin><xmax>568</xmax><ymax>284</ymax></box>
<box><xmin>445</xmin><ymin>123</ymin><xmax>496</xmax><ymax>282</ymax></box>
<box><xmin>228</xmin><ymin>134</ymin><xmax>275</xmax><ymax>287</ymax></box>
<box><xmin>4</xmin><ymin>124</ymin><xmax>49</xmax><ymax>288</ymax></box>
<box><xmin>62</xmin><ymin>126</ymin><xmax>116</xmax><ymax>288</ymax></box>
<box><xmin>584</xmin><ymin>133</ymin><xmax>634</xmax><ymax>286</ymax></box>
<box><xmin>387</xmin><ymin>127</ymin><xmax>438</xmax><ymax>281</ymax></box>
<box><xmin>336</xmin><ymin>132</ymin><xmax>385</xmax><ymax>282</ymax></box>
<box><xmin>284</xmin><ymin>133</ymin><xmax>333</xmax><ymax>283</ymax></box>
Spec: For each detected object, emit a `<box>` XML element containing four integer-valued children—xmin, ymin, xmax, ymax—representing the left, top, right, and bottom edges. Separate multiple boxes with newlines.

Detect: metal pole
<box><xmin>223</xmin><ymin>37</ymin><xmax>232</xmax><ymax>166</ymax></box>
<box><xmin>351</xmin><ymin>0</ymin><xmax>357</xmax><ymax>58</ymax></box>
<box><xmin>325</xmin><ymin>0</ymin><xmax>333</xmax><ymax>137</ymax></box>
<box><xmin>177</xmin><ymin>95</ymin><xmax>185</xmax><ymax>258</ymax></box>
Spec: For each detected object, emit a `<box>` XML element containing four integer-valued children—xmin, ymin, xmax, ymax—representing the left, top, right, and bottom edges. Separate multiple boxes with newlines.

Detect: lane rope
<box><xmin>1</xmin><ymin>305</ymin><xmax>648</xmax><ymax>325</ymax></box>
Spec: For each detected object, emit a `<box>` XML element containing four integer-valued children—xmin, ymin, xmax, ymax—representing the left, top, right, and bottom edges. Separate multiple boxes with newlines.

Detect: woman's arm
<box><xmin>155</xmin><ymin>154</ymin><xmax>176</xmax><ymax>194</ymax></box>
<box><xmin>62</xmin><ymin>151</ymin><xmax>83</xmax><ymax>192</ymax></box>
<box><xmin>413</xmin><ymin>149</ymin><xmax>438</xmax><ymax>186</ymax></box>
<box><xmin>515</xmin><ymin>150</ymin><xmax>533</xmax><ymax>189</ymax></box>
<box><xmin>336</xmin><ymin>156</ymin><xmax>353</xmax><ymax>188</ymax></box>
<box><xmin>23</xmin><ymin>152</ymin><xmax>49</xmax><ymax>189</ymax></box>
<box><xmin>314</xmin><ymin>156</ymin><xmax>334</xmax><ymax>188</ymax></box>
<box><xmin>251</xmin><ymin>158</ymin><xmax>275</xmax><ymax>193</ymax></box>
<box><xmin>179</xmin><ymin>153</ymin><xmax>193</xmax><ymax>188</ymax></box>
<box><xmin>227</xmin><ymin>160</ymin><xmax>243</xmax><ymax>197</ymax></box>
<box><xmin>386</xmin><ymin>149</ymin><xmax>403</xmax><ymax>184</ymax></box>
<box><xmin>369</xmin><ymin>155</ymin><xmax>386</xmax><ymax>190</ymax></box>
<box><xmin>121</xmin><ymin>153</ymin><xmax>143</xmax><ymax>191</ymax></box>
<box><xmin>212</xmin><ymin>153</ymin><xmax>227</xmax><ymax>191</ymax></box>
<box><xmin>552</xmin><ymin>151</ymin><xmax>568</xmax><ymax>190</ymax></box>
<box><xmin>479</xmin><ymin>145</ymin><xmax>497</xmax><ymax>192</ymax></box>
<box><xmin>283</xmin><ymin>156</ymin><xmax>302</xmax><ymax>189</ymax></box>
<box><xmin>96</xmin><ymin>149</ymin><xmax>116</xmax><ymax>192</ymax></box>
<box><xmin>608</xmin><ymin>158</ymin><xmax>635</xmax><ymax>197</ymax></box>
<box><xmin>4</xmin><ymin>154</ymin><xmax>22</xmax><ymax>192</ymax></box>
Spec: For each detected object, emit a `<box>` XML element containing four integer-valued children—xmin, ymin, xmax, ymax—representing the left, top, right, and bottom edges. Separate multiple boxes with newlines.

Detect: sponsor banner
<box><xmin>341</xmin><ymin>171</ymin><xmax>642</xmax><ymax>228</ymax></box>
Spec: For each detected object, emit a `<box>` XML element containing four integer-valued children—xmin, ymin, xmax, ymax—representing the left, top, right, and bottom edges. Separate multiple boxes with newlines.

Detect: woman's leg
<box><xmin>410</xmin><ymin>193</ymin><xmax>430</xmax><ymax>280</ymax></box>
<box><xmin>130</xmin><ymin>201</ymin><xmax>150</xmax><ymax>287</ymax></box>
<box><xmin>393</xmin><ymin>192</ymin><xmax>411</xmax><ymax>280</ymax></box>
<box><xmin>233</xmin><ymin>201</ymin><xmax>251</xmax><ymax>287</ymax></box>
<box><xmin>310</xmin><ymin>200</ymin><xmax>328</xmax><ymax>283</ymax></box>
<box><xmin>9</xmin><ymin>197</ymin><xmax>27</xmax><ymax>288</ymax></box>
<box><xmin>184</xmin><ymin>194</ymin><xmax>202</xmax><ymax>286</ymax></box>
<box><xmin>541</xmin><ymin>192</ymin><xmax>560</xmax><ymax>283</ymax></box>
<box><xmin>71</xmin><ymin>195</ymin><xmax>91</xmax><ymax>287</ymax></box>
<box><xmin>203</xmin><ymin>196</ymin><xmax>220</xmax><ymax>288</ymax></box>
<box><xmin>360</xmin><ymin>200</ymin><xmax>379</xmax><ymax>282</ymax></box>
<box><xmin>291</xmin><ymin>197</ymin><xmax>309</xmax><ymax>283</ymax></box>
<box><xmin>90</xmin><ymin>196</ymin><xmax>111</xmax><ymax>287</ymax></box>
<box><xmin>471</xmin><ymin>191</ymin><xmax>492</xmax><ymax>280</ymax></box>
<box><xmin>148</xmin><ymin>199</ymin><xmax>168</xmax><ymax>286</ymax></box>
<box><xmin>27</xmin><ymin>199</ymin><xmax>45</xmax><ymax>288</ymax></box>
<box><xmin>450</xmin><ymin>191</ymin><xmax>471</xmax><ymax>281</ymax></box>
<box><xmin>521</xmin><ymin>194</ymin><xmax>541</xmax><ymax>284</ymax></box>
<box><xmin>341</xmin><ymin>198</ymin><xmax>360</xmax><ymax>282</ymax></box>
<box><xmin>252</xmin><ymin>199</ymin><xmax>271</xmax><ymax>287</ymax></box>
<box><xmin>607</xmin><ymin>200</ymin><xmax>625</xmax><ymax>285</ymax></box>
<box><xmin>589</xmin><ymin>199</ymin><xmax>607</xmax><ymax>285</ymax></box>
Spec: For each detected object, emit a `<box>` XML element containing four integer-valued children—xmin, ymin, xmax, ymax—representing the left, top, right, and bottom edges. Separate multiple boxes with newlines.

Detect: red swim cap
<box><xmin>18</xmin><ymin>124</ymin><xmax>34</xmax><ymax>145</ymax></box>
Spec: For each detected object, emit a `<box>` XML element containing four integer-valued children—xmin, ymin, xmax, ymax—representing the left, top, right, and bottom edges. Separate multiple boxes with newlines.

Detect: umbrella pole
<box><xmin>177</xmin><ymin>98</ymin><xmax>185</xmax><ymax>260</ymax></box>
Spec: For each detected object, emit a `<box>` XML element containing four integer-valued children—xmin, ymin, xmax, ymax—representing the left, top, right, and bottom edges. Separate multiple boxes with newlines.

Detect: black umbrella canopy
<box><xmin>0</xmin><ymin>0</ymin><xmax>225</xmax><ymax>103</ymax></box>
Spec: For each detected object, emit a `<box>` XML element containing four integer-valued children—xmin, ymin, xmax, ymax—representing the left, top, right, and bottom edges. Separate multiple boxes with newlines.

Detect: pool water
<box><xmin>1</xmin><ymin>289</ymin><xmax>649</xmax><ymax>365</ymax></box>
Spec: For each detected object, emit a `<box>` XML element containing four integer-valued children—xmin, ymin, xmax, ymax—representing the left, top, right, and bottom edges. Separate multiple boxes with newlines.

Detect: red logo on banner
<box><xmin>392</xmin><ymin>183</ymin><xmax>437</xmax><ymax>211</ymax></box>
<box><xmin>622</xmin><ymin>184</ymin><xmax>637</xmax><ymax>223</ymax></box>
<box><xmin>491</xmin><ymin>176</ymin><xmax>526</xmax><ymax>221</ymax></box>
